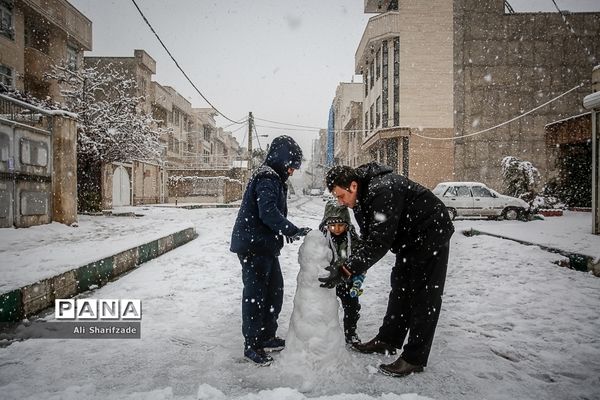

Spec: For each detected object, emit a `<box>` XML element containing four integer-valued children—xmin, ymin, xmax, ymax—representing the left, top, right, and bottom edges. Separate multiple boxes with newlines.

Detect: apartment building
<box><xmin>332</xmin><ymin>82</ymin><xmax>362</xmax><ymax>166</ymax></box>
<box><xmin>355</xmin><ymin>0</ymin><xmax>454</xmax><ymax>188</ymax></box>
<box><xmin>351</xmin><ymin>0</ymin><xmax>599</xmax><ymax>190</ymax></box>
<box><xmin>0</xmin><ymin>0</ymin><xmax>92</xmax><ymax>100</ymax></box>
<box><xmin>454</xmin><ymin>0</ymin><xmax>600</xmax><ymax>189</ymax></box>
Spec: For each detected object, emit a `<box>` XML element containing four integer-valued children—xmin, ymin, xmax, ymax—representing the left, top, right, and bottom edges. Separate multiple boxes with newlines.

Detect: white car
<box><xmin>432</xmin><ymin>182</ymin><xmax>530</xmax><ymax>221</ymax></box>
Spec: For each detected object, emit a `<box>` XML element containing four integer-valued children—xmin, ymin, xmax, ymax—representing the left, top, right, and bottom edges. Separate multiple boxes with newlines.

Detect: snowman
<box><xmin>277</xmin><ymin>229</ymin><xmax>352</xmax><ymax>389</ymax></box>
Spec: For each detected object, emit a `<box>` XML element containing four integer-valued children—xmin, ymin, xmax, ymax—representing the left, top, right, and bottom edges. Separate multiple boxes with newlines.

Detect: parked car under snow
<box><xmin>432</xmin><ymin>182</ymin><xmax>530</xmax><ymax>221</ymax></box>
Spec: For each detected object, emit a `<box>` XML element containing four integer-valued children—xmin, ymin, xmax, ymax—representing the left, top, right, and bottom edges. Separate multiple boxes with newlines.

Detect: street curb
<box><xmin>463</xmin><ymin>229</ymin><xmax>599</xmax><ymax>275</ymax></box>
<box><xmin>152</xmin><ymin>204</ymin><xmax>240</xmax><ymax>209</ymax></box>
<box><xmin>0</xmin><ymin>227</ymin><xmax>197</xmax><ymax>323</ymax></box>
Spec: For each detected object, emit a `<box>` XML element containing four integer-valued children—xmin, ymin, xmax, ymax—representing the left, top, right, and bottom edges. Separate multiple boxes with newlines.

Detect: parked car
<box><xmin>432</xmin><ymin>181</ymin><xmax>530</xmax><ymax>221</ymax></box>
<box><xmin>308</xmin><ymin>188</ymin><xmax>322</xmax><ymax>196</ymax></box>
<box><xmin>322</xmin><ymin>192</ymin><xmax>334</xmax><ymax>202</ymax></box>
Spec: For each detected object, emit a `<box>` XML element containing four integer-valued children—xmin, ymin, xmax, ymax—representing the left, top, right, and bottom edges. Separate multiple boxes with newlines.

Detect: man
<box><xmin>230</xmin><ymin>135</ymin><xmax>310</xmax><ymax>366</ymax></box>
<box><xmin>320</xmin><ymin>162</ymin><xmax>454</xmax><ymax>377</ymax></box>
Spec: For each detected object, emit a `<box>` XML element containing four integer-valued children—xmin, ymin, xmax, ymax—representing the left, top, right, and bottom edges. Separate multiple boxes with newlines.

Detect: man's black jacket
<box><xmin>347</xmin><ymin>162</ymin><xmax>454</xmax><ymax>275</ymax></box>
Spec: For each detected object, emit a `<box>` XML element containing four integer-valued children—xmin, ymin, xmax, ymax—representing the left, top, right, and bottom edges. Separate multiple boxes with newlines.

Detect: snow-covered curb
<box><xmin>0</xmin><ymin>226</ymin><xmax>197</xmax><ymax>323</ymax></box>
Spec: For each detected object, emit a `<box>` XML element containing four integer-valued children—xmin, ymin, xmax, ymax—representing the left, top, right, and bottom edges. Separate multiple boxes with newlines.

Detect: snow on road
<box><xmin>0</xmin><ymin>196</ymin><xmax>599</xmax><ymax>400</ymax></box>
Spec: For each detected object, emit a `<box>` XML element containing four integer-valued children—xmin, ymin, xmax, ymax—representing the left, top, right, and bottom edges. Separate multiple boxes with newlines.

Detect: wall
<box><xmin>454</xmin><ymin>0</ymin><xmax>600</xmax><ymax>189</ymax></box>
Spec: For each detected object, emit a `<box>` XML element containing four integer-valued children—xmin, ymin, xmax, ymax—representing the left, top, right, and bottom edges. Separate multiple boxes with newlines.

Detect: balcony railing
<box><xmin>165</xmin><ymin>154</ymin><xmax>246</xmax><ymax>170</ymax></box>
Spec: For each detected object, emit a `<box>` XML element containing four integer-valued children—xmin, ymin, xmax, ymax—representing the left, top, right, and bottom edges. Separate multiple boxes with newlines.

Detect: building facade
<box><xmin>0</xmin><ymin>0</ymin><xmax>92</xmax><ymax>101</ymax></box>
<box><xmin>454</xmin><ymin>0</ymin><xmax>600</xmax><ymax>190</ymax></box>
<box><xmin>332</xmin><ymin>82</ymin><xmax>363</xmax><ymax>166</ymax></box>
<box><xmin>354</xmin><ymin>0</ymin><xmax>455</xmax><ymax>188</ymax></box>
<box><xmin>348</xmin><ymin>0</ymin><xmax>600</xmax><ymax>191</ymax></box>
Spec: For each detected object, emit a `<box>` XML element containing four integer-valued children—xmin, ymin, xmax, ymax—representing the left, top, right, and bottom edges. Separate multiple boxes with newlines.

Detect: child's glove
<box><xmin>349</xmin><ymin>274</ymin><xmax>365</xmax><ymax>298</ymax></box>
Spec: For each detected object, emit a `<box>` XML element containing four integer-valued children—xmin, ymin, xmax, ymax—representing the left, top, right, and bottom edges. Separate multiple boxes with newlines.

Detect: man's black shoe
<box><xmin>351</xmin><ymin>337</ymin><xmax>397</xmax><ymax>355</ymax></box>
<box><xmin>379</xmin><ymin>357</ymin><xmax>424</xmax><ymax>377</ymax></box>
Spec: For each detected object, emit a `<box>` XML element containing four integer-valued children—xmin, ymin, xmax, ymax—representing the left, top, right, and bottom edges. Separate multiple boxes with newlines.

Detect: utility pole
<box><xmin>247</xmin><ymin>111</ymin><xmax>253</xmax><ymax>171</ymax></box>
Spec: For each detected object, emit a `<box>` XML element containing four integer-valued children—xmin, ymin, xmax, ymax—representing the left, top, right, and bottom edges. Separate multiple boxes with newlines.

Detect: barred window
<box><xmin>0</xmin><ymin>64</ymin><xmax>13</xmax><ymax>88</ymax></box>
<box><xmin>0</xmin><ymin>3</ymin><xmax>13</xmax><ymax>40</ymax></box>
<box><xmin>66</xmin><ymin>45</ymin><xmax>79</xmax><ymax>71</ymax></box>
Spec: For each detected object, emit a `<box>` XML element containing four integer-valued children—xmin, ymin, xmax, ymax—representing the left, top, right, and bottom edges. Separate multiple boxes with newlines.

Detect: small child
<box><xmin>319</xmin><ymin>201</ymin><xmax>365</xmax><ymax>345</ymax></box>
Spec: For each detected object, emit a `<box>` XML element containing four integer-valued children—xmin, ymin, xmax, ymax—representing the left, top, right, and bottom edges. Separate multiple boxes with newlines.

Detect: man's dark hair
<box><xmin>325</xmin><ymin>165</ymin><xmax>358</xmax><ymax>191</ymax></box>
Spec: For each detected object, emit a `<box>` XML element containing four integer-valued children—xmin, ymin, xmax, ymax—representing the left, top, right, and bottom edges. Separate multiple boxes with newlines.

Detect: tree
<box><xmin>501</xmin><ymin>156</ymin><xmax>541</xmax><ymax>205</ymax></box>
<box><xmin>46</xmin><ymin>64</ymin><xmax>164</xmax><ymax>211</ymax></box>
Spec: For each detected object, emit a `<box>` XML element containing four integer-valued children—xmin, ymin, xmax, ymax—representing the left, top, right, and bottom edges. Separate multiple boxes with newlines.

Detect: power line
<box><xmin>254</xmin><ymin>116</ymin><xmax>324</xmax><ymax>130</ymax></box>
<box><xmin>222</xmin><ymin>117</ymin><xmax>248</xmax><ymax>130</ymax></box>
<box><xmin>254</xmin><ymin>124</ymin><xmax>321</xmax><ymax>133</ymax></box>
<box><xmin>412</xmin><ymin>83</ymin><xmax>584</xmax><ymax>141</ymax></box>
<box><xmin>130</xmin><ymin>0</ymin><xmax>242</xmax><ymax>124</ymax></box>
<box><xmin>550</xmin><ymin>0</ymin><xmax>595</xmax><ymax>65</ymax></box>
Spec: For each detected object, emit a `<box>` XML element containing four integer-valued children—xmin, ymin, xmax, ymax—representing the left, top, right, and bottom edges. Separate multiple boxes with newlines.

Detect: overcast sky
<box><xmin>70</xmin><ymin>0</ymin><xmax>600</xmax><ymax>158</ymax></box>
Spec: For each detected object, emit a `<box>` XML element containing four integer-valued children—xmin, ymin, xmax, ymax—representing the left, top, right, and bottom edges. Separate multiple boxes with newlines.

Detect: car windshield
<box><xmin>432</xmin><ymin>185</ymin><xmax>448</xmax><ymax>195</ymax></box>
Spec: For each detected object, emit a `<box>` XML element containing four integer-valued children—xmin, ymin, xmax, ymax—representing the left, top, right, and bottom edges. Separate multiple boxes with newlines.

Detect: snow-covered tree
<box><xmin>501</xmin><ymin>156</ymin><xmax>540</xmax><ymax>205</ymax></box>
<box><xmin>46</xmin><ymin>64</ymin><xmax>162</xmax><ymax>163</ymax></box>
<box><xmin>45</xmin><ymin>64</ymin><xmax>165</xmax><ymax>211</ymax></box>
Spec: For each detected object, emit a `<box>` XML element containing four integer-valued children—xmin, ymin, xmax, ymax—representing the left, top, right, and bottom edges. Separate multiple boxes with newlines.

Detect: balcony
<box><xmin>23</xmin><ymin>47</ymin><xmax>53</xmax><ymax>80</ymax></box>
<box><xmin>355</xmin><ymin>11</ymin><xmax>400</xmax><ymax>74</ymax></box>
<box><xmin>23</xmin><ymin>0</ymin><xmax>92</xmax><ymax>50</ymax></box>
<box><xmin>152</xmin><ymin>82</ymin><xmax>172</xmax><ymax>111</ymax></box>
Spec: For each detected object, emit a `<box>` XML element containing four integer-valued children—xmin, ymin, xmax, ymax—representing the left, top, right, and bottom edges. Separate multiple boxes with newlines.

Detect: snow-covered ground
<box><xmin>0</xmin><ymin>211</ymin><xmax>192</xmax><ymax>292</ymax></box>
<box><xmin>1</xmin><ymin>196</ymin><xmax>599</xmax><ymax>399</ymax></box>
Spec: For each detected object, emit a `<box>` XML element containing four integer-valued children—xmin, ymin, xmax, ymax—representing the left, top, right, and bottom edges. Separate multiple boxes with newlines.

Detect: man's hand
<box><xmin>285</xmin><ymin>227</ymin><xmax>311</xmax><ymax>243</ymax></box>
<box><xmin>318</xmin><ymin>259</ymin><xmax>349</xmax><ymax>288</ymax></box>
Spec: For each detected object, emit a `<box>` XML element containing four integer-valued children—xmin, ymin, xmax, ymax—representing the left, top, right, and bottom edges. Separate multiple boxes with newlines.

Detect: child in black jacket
<box><xmin>319</xmin><ymin>201</ymin><xmax>365</xmax><ymax>344</ymax></box>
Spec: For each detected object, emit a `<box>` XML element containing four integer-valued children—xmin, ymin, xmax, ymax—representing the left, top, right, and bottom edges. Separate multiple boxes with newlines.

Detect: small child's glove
<box><xmin>349</xmin><ymin>274</ymin><xmax>365</xmax><ymax>298</ymax></box>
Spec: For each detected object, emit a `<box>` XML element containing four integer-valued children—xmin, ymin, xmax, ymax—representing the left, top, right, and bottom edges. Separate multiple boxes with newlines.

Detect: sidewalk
<box><xmin>454</xmin><ymin>211</ymin><xmax>600</xmax><ymax>272</ymax></box>
<box><xmin>0</xmin><ymin>206</ymin><xmax>199</xmax><ymax>322</ymax></box>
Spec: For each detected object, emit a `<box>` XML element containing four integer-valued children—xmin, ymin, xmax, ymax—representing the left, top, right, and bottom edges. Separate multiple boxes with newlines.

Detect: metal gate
<box><xmin>0</xmin><ymin>95</ymin><xmax>53</xmax><ymax>228</ymax></box>
<box><xmin>112</xmin><ymin>165</ymin><xmax>131</xmax><ymax>206</ymax></box>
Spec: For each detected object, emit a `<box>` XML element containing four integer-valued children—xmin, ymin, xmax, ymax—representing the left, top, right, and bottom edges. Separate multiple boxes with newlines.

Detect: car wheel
<box><xmin>503</xmin><ymin>208</ymin><xmax>519</xmax><ymax>220</ymax></box>
<box><xmin>447</xmin><ymin>208</ymin><xmax>456</xmax><ymax>221</ymax></box>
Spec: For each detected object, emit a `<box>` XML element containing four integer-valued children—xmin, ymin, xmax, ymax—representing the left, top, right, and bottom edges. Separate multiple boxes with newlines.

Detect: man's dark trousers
<box><xmin>377</xmin><ymin>242</ymin><xmax>450</xmax><ymax>366</ymax></box>
<box><xmin>239</xmin><ymin>253</ymin><xmax>283</xmax><ymax>349</ymax></box>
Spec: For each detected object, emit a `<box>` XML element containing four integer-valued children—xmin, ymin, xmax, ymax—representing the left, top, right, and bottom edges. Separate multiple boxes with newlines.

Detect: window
<box><xmin>472</xmin><ymin>186</ymin><xmax>493</xmax><ymax>197</ymax></box>
<box><xmin>382</xmin><ymin>40</ymin><xmax>388</xmax><ymax>128</ymax></box>
<box><xmin>369</xmin><ymin>61</ymin><xmax>374</xmax><ymax>89</ymax></box>
<box><xmin>203</xmin><ymin>125</ymin><xmax>212</xmax><ymax>141</ymax></box>
<box><xmin>364</xmin><ymin>111</ymin><xmax>369</xmax><ymax>136</ymax></box>
<box><xmin>393</xmin><ymin>37</ymin><xmax>400</xmax><ymax>126</ymax></box>
<box><xmin>364</xmin><ymin>65</ymin><xmax>369</xmax><ymax>96</ymax></box>
<box><xmin>0</xmin><ymin>64</ymin><xmax>13</xmax><ymax>88</ymax></box>
<box><xmin>445</xmin><ymin>186</ymin><xmax>471</xmax><ymax>197</ymax></box>
<box><xmin>24</xmin><ymin>21</ymin><xmax>50</xmax><ymax>54</ymax></box>
<box><xmin>376</xmin><ymin>96</ymin><xmax>381</xmax><ymax>128</ymax></box>
<box><xmin>376</xmin><ymin>48</ymin><xmax>381</xmax><ymax>80</ymax></box>
<box><xmin>66</xmin><ymin>45</ymin><xmax>78</xmax><ymax>71</ymax></box>
<box><xmin>0</xmin><ymin>2</ymin><xmax>13</xmax><ymax>40</ymax></box>
<box><xmin>369</xmin><ymin>104</ymin><xmax>374</xmax><ymax>130</ymax></box>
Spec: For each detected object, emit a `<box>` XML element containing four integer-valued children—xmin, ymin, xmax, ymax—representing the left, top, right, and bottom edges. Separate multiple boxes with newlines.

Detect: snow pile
<box><xmin>277</xmin><ymin>230</ymin><xmax>351</xmax><ymax>390</ymax></box>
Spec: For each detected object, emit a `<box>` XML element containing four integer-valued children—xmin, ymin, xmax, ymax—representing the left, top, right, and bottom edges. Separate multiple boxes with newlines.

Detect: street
<box><xmin>1</xmin><ymin>196</ymin><xmax>599</xmax><ymax>400</ymax></box>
